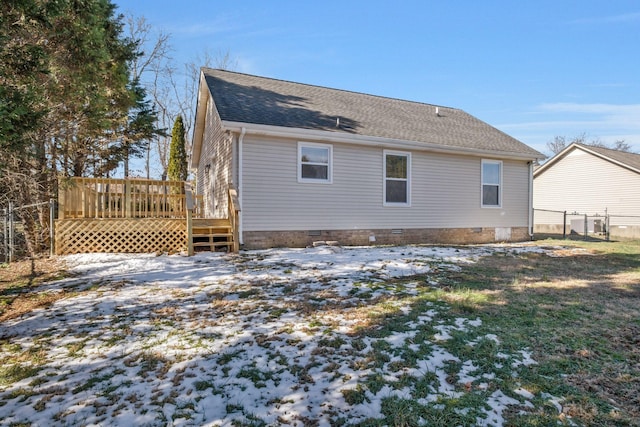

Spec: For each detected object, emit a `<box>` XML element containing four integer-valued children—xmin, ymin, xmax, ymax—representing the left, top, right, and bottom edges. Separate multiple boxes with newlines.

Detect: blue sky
<box><xmin>115</xmin><ymin>0</ymin><xmax>640</xmax><ymax>157</ymax></box>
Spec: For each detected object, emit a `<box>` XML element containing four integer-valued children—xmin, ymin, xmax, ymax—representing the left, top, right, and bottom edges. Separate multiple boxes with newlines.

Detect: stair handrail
<box><xmin>228</xmin><ymin>187</ymin><xmax>241</xmax><ymax>252</ymax></box>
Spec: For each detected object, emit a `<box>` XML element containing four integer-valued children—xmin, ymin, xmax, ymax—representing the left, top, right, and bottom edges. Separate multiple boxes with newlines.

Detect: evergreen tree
<box><xmin>0</xmin><ymin>0</ymin><xmax>156</xmax><ymax>254</ymax></box>
<box><xmin>0</xmin><ymin>0</ymin><xmax>52</xmax><ymax>161</ymax></box>
<box><xmin>167</xmin><ymin>115</ymin><xmax>188</xmax><ymax>182</ymax></box>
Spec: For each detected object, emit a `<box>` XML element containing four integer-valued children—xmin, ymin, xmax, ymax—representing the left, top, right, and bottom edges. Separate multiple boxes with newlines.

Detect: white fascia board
<box><xmin>534</xmin><ymin>143</ymin><xmax>640</xmax><ymax>177</ymax></box>
<box><xmin>221</xmin><ymin>120</ymin><xmax>541</xmax><ymax>161</ymax></box>
<box><xmin>189</xmin><ymin>71</ymin><xmax>210</xmax><ymax>169</ymax></box>
<box><xmin>533</xmin><ymin>143</ymin><xmax>578</xmax><ymax>177</ymax></box>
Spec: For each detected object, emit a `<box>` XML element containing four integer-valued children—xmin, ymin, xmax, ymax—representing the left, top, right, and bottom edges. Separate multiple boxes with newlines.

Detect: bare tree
<box><xmin>547</xmin><ymin>133</ymin><xmax>634</xmax><ymax>156</ymax></box>
<box><xmin>154</xmin><ymin>48</ymin><xmax>237</xmax><ymax>179</ymax></box>
<box><xmin>122</xmin><ymin>14</ymin><xmax>237</xmax><ymax>179</ymax></box>
<box><xmin>124</xmin><ymin>14</ymin><xmax>172</xmax><ymax>179</ymax></box>
<box><xmin>546</xmin><ymin>136</ymin><xmax>568</xmax><ymax>155</ymax></box>
<box><xmin>612</xmin><ymin>140</ymin><xmax>633</xmax><ymax>152</ymax></box>
<box><xmin>181</xmin><ymin>49</ymin><xmax>237</xmax><ymax>138</ymax></box>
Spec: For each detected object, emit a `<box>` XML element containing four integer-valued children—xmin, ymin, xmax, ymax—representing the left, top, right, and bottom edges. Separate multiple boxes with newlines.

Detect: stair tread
<box><xmin>190</xmin><ymin>217</ymin><xmax>235</xmax><ymax>252</ymax></box>
<box><xmin>193</xmin><ymin>242</ymin><xmax>232</xmax><ymax>247</ymax></box>
<box><xmin>192</xmin><ymin>227</ymin><xmax>232</xmax><ymax>231</ymax></box>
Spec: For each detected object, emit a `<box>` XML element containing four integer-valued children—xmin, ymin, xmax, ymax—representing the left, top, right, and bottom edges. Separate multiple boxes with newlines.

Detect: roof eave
<box><xmin>221</xmin><ymin>121</ymin><xmax>543</xmax><ymax>161</ymax></box>
<box><xmin>534</xmin><ymin>143</ymin><xmax>640</xmax><ymax>177</ymax></box>
<box><xmin>577</xmin><ymin>144</ymin><xmax>640</xmax><ymax>175</ymax></box>
<box><xmin>189</xmin><ymin>71</ymin><xmax>210</xmax><ymax>170</ymax></box>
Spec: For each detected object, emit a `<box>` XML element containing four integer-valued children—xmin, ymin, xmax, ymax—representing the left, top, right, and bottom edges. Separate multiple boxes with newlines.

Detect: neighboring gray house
<box><xmin>190</xmin><ymin>69</ymin><xmax>543</xmax><ymax>249</ymax></box>
<box><xmin>533</xmin><ymin>143</ymin><xmax>640</xmax><ymax>239</ymax></box>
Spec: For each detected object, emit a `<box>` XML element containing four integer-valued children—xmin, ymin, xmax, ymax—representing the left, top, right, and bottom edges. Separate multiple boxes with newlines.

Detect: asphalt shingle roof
<box><xmin>576</xmin><ymin>143</ymin><xmax>640</xmax><ymax>173</ymax></box>
<box><xmin>202</xmin><ymin>68</ymin><xmax>542</xmax><ymax>158</ymax></box>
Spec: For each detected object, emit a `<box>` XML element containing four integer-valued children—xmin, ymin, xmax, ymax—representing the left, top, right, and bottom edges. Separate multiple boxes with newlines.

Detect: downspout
<box><xmin>528</xmin><ymin>161</ymin><xmax>534</xmax><ymax>240</ymax></box>
<box><xmin>238</xmin><ymin>127</ymin><xmax>246</xmax><ymax>245</ymax></box>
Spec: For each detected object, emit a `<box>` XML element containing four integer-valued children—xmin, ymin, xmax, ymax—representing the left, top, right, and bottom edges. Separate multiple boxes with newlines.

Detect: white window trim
<box><xmin>481</xmin><ymin>159</ymin><xmax>503</xmax><ymax>208</ymax></box>
<box><xmin>383</xmin><ymin>150</ymin><xmax>411</xmax><ymax>207</ymax></box>
<box><xmin>297</xmin><ymin>142</ymin><xmax>333</xmax><ymax>184</ymax></box>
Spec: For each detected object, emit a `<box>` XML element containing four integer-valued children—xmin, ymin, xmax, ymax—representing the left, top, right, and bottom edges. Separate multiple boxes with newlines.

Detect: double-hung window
<box><xmin>384</xmin><ymin>150</ymin><xmax>411</xmax><ymax>206</ymax></box>
<box><xmin>298</xmin><ymin>142</ymin><xmax>332</xmax><ymax>183</ymax></box>
<box><xmin>481</xmin><ymin>159</ymin><xmax>502</xmax><ymax>207</ymax></box>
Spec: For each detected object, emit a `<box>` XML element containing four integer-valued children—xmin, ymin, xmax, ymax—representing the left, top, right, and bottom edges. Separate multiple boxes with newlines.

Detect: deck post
<box><xmin>49</xmin><ymin>199</ymin><xmax>55</xmax><ymax>257</ymax></box>
<box><xmin>185</xmin><ymin>183</ymin><xmax>194</xmax><ymax>256</ymax></box>
<box><xmin>186</xmin><ymin>209</ymin><xmax>194</xmax><ymax>256</ymax></box>
<box><xmin>81</xmin><ymin>182</ymin><xmax>87</xmax><ymax>218</ymax></box>
<box><xmin>125</xmin><ymin>179</ymin><xmax>132</xmax><ymax>218</ymax></box>
<box><xmin>58</xmin><ymin>179</ymin><xmax>66</xmax><ymax>220</ymax></box>
<box><xmin>231</xmin><ymin>188</ymin><xmax>241</xmax><ymax>253</ymax></box>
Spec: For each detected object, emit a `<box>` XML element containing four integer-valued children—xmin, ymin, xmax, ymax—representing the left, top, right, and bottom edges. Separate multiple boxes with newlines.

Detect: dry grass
<box><xmin>0</xmin><ymin>257</ymin><xmax>71</xmax><ymax>322</ymax></box>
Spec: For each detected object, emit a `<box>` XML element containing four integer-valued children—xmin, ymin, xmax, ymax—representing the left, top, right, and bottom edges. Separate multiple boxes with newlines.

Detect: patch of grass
<box><xmin>442</xmin><ymin>239</ymin><xmax>640</xmax><ymax>426</ymax></box>
<box><xmin>337</xmin><ymin>240</ymin><xmax>639</xmax><ymax>426</ymax></box>
<box><xmin>218</xmin><ymin>350</ymin><xmax>244</xmax><ymax>365</ymax></box>
<box><xmin>226</xmin><ymin>403</ymin><xmax>243</xmax><ymax>413</ymax></box>
<box><xmin>237</xmin><ymin>288</ymin><xmax>261</xmax><ymax>299</ymax></box>
<box><xmin>317</xmin><ymin>336</ymin><xmax>346</xmax><ymax>349</ymax></box>
<box><xmin>0</xmin><ymin>364</ymin><xmax>41</xmax><ymax>387</ymax></box>
<box><xmin>138</xmin><ymin>351</ymin><xmax>171</xmax><ymax>377</ymax></box>
<box><xmin>308</xmin><ymin>318</ymin><xmax>323</xmax><ymax>328</ymax></box>
<box><xmin>341</xmin><ymin>384</ymin><xmax>368</xmax><ymax>405</ymax></box>
<box><xmin>364</xmin><ymin>373</ymin><xmax>386</xmax><ymax>395</ymax></box>
<box><xmin>72</xmin><ymin>373</ymin><xmax>114</xmax><ymax>394</ymax></box>
<box><xmin>379</xmin><ymin>397</ymin><xmax>423</xmax><ymax>426</ymax></box>
<box><xmin>268</xmin><ymin>307</ymin><xmax>287</xmax><ymax>319</ymax></box>
<box><xmin>65</xmin><ymin>340</ymin><xmax>86</xmax><ymax>357</ymax></box>
<box><xmin>0</xmin><ymin>257</ymin><xmax>72</xmax><ymax>321</ymax></box>
<box><xmin>237</xmin><ymin>367</ymin><xmax>277</xmax><ymax>388</ymax></box>
<box><xmin>422</xmin><ymin>286</ymin><xmax>489</xmax><ymax>313</ymax></box>
<box><xmin>173</xmin><ymin>400</ymin><xmax>196</xmax><ymax>421</ymax></box>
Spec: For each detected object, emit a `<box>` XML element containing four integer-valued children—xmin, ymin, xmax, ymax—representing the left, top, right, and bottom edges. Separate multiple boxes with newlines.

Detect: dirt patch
<box><xmin>0</xmin><ymin>257</ymin><xmax>70</xmax><ymax>322</ymax></box>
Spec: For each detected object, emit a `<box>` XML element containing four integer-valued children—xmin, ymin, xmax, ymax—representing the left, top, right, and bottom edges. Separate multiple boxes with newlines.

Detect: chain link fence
<box><xmin>1</xmin><ymin>201</ymin><xmax>55</xmax><ymax>263</ymax></box>
<box><xmin>533</xmin><ymin>209</ymin><xmax>640</xmax><ymax>241</ymax></box>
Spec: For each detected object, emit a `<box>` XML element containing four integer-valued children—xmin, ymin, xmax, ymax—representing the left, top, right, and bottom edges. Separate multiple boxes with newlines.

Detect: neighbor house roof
<box><xmin>192</xmin><ymin>68</ymin><xmax>543</xmax><ymax>164</ymax></box>
<box><xmin>534</xmin><ymin>143</ymin><xmax>640</xmax><ymax>177</ymax></box>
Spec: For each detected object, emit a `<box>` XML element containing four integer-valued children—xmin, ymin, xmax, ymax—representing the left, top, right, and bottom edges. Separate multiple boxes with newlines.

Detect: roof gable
<box><xmin>196</xmin><ymin>68</ymin><xmax>543</xmax><ymax>159</ymax></box>
<box><xmin>534</xmin><ymin>143</ymin><xmax>640</xmax><ymax>177</ymax></box>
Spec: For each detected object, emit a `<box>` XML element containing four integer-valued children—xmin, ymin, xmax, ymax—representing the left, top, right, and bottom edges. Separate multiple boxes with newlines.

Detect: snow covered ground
<box><xmin>0</xmin><ymin>244</ymin><xmax>563</xmax><ymax>426</ymax></box>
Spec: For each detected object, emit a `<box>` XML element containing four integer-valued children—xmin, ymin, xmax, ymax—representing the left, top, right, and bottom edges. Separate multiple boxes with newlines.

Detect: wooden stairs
<box><xmin>191</xmin><ymin>218</ymin><xmax>235</xmax><ymax>252</ymax></box>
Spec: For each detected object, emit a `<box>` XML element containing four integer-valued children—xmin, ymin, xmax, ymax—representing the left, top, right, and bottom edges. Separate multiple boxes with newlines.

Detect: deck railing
<box><xmin>58</xmin><ymin>177</ymin><xmax>203</xmax><ymax>219</ymax></box>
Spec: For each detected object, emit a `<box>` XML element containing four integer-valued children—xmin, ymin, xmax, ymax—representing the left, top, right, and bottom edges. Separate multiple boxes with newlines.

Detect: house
<box><xmin>190</xmin><ymin>69</ymin><xmax>544</xmax><ymax>249</ymax></box>
<box><xmin>533</xmin><ymin>143</ymin><xmax>640</xmax><ymax>239</ymax></box>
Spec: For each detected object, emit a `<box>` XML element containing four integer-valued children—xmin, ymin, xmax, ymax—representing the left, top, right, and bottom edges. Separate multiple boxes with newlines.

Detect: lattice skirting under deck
<box><xmin>55</xmin><ymin>219</ymin><xmax>187</xmax><ymax>255</ymax></box>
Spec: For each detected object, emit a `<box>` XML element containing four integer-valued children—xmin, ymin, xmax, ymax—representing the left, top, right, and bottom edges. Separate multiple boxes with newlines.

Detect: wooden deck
<box><xmin>55</xmin><ymin>178</ymin><xmax>239</xmax><ymax>255</ymax></box>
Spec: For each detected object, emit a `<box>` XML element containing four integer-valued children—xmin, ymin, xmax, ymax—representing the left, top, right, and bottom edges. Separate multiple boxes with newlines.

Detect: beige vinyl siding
<box><xmin>242</xmin><ymin>135</ymin><xmax>530</xmax><ymax>231</ymax></box>
<box><xmin>534</xmin><ymin>148</ymin><xmax>640</xmax><ymax>217</ymax></box>
<box><xmin>197</xmin><ymin>96</ymin><xmax>233</xmax><ymax>218</ymax></box>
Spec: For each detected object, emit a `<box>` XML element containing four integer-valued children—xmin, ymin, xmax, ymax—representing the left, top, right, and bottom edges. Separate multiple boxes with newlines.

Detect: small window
<box><xmin>384</xmin><ymin>150</ymin><xmax>410</xmax><ymax>206</ymax></box>
<box><xmin>298</xmin><ymin>142</ymin><xmax>332</xmax><ymax>183</ymax></box>
<box><xmin>481</xmin><ymin>159</ymin><xmax>502</xmax><ymax>207</ymax></box>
